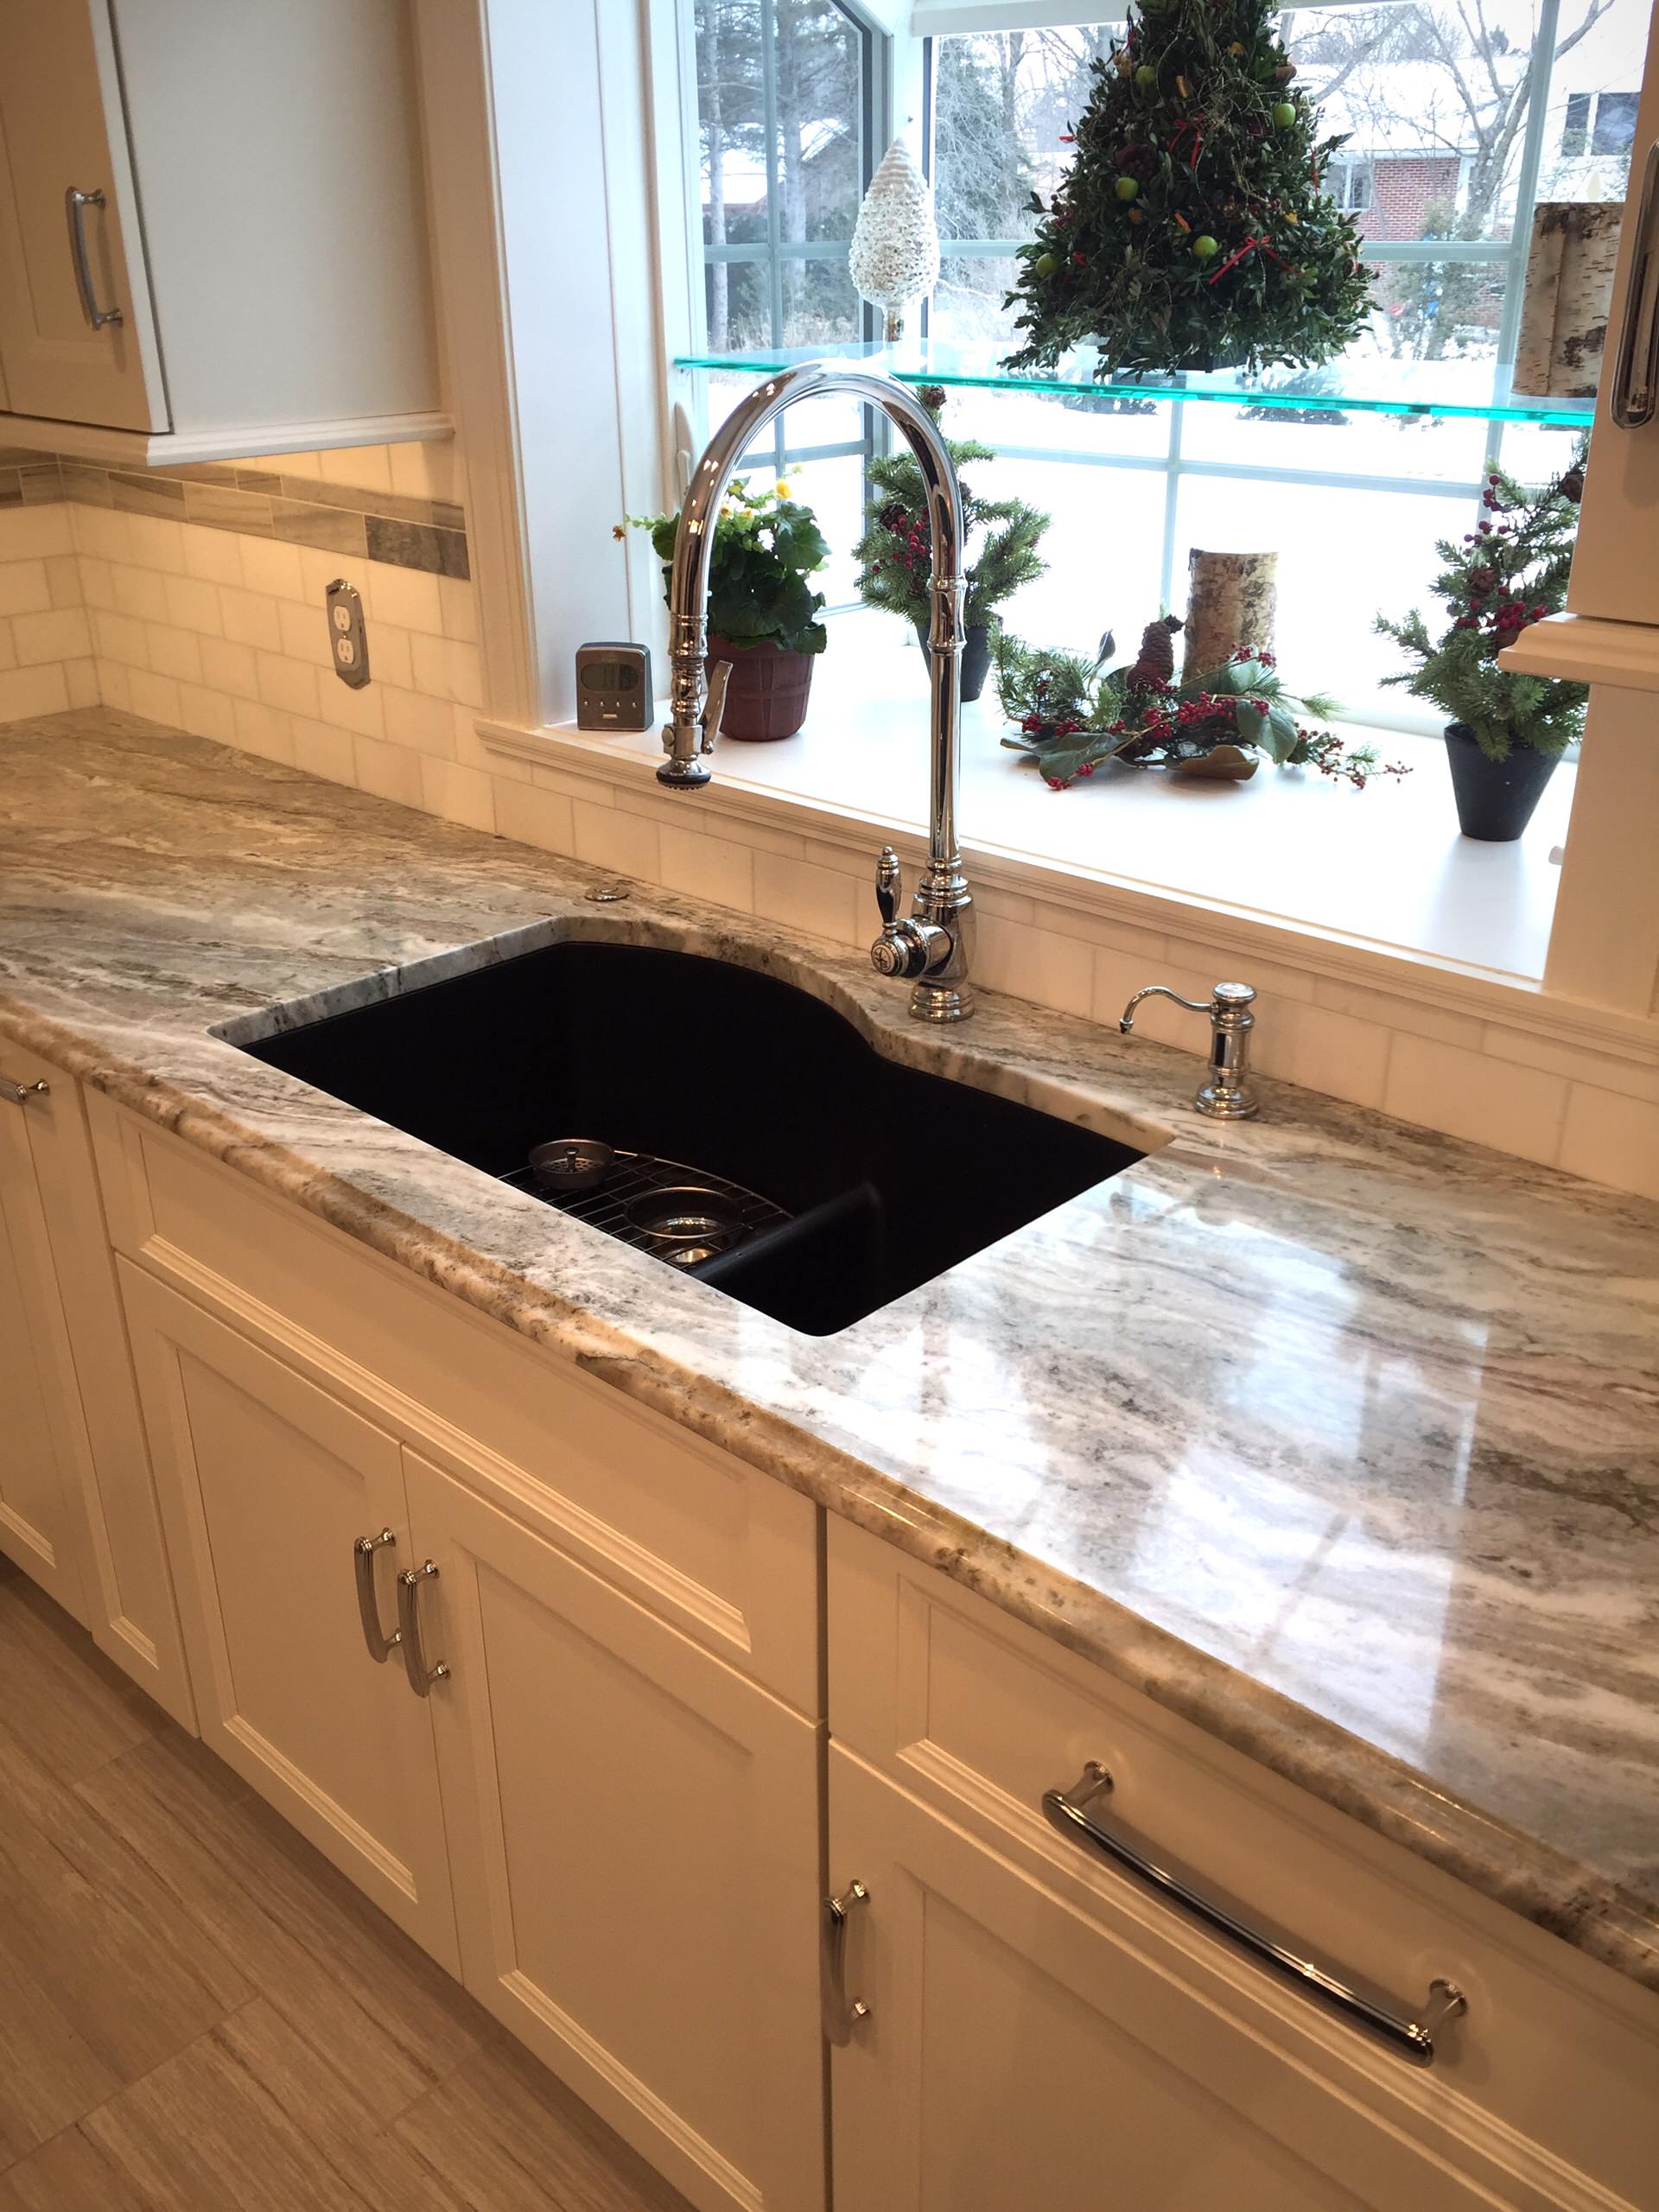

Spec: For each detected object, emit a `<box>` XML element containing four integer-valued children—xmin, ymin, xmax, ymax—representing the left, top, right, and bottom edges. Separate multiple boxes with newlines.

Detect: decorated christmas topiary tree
<box><xmin>1004</xmin><ymin>0</ymin><xmax>1370</xmax><ymax>379</ymax></box>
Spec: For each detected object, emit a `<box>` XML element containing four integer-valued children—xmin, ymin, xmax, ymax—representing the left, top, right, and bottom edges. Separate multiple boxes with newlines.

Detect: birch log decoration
<box><xmin>1514</xmin><ymin>202</ymin><xmax>1624</xmax><ymax>398</ymax></box>
<box><xmin>1181</xmin><ymin>550</ymin><xmax>1278</xmax><ymax>683</ymax></box>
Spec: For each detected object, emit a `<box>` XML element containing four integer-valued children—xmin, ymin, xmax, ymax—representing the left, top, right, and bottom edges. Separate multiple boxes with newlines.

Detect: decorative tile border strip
<box><xmin>0</xmin><ymin>448</ymin><xmax>468</xmax><ymax>581</ymax></box>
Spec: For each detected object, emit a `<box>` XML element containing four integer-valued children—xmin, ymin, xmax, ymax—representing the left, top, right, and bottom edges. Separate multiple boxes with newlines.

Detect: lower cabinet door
<box><xmin>0</xmin><ymin>1086</ymin><xmax>86</xmax><ymax>1616</ymax></box>
<box><xmin>120</xmin><ymin>1265</ymin><xmax>458</xmax><ymax>1970</ymax></box>
<box><xmin>402</xmin><ymin>1446</ymin><xmax>826</xmax><ymax>2212</ymax></box>
<box><xmin>828</xmin><ymin>1747</ymin><xmax>1501</xmax><ymax>2212</ymax></box>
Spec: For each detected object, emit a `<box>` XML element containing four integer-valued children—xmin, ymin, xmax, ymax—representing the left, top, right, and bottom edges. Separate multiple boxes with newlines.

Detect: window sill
<box><xmin>481</xmin><ymin>613</ymin><xmax>1593</xmax><ymax>1002</ymax></box>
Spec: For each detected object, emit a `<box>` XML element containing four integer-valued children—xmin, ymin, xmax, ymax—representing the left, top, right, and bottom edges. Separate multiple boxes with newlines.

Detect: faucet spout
<box><xmin>660</xmin><ymin>363</ymin><xmax>975</xmax><ymax>1021</ymax></box>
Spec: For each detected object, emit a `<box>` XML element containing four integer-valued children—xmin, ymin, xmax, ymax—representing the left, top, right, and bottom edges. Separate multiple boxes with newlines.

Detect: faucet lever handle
<box><xmin>702</xmin><ymin>659</ymin><xmax>733</xmax><ymax>753</ymax></box>
<box><xmin>874</xmin><ymin>845</ymin><xmax>903</xmax><ymax>930</ymax></box>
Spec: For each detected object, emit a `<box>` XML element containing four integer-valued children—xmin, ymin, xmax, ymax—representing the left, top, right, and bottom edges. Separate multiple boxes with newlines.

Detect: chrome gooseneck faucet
<box><xmin>659</xmin><ymin>363</ymin><xmax>975</xmax><ymax>1023</ymax></box>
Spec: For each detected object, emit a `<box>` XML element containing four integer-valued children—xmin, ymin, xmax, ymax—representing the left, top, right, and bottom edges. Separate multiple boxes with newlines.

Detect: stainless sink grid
<box><xmin>501</xmin><ymin>1145</ymin><xmax>790</xmax><ymax>1267</ymax></box>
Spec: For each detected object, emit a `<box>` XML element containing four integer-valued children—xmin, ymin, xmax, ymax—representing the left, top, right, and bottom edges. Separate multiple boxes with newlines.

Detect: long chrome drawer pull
<box><xmin>396</xmin><ymin>1561</ymin><xmax>449</xmax><ymax>1696</ymax></box>
<box><xmin>352</xmin><ymin>1529</ymin><xmax>399</xmax><ymax>1663</ymax></box>
<box><xmin>1</xmin><ymin>1076</ymin><xmax>49</xmax><ymax>1106</ymax></box>
<box><xmin>65</xmin><ymin>187</ymin><xmax>124</xmax><ymax>330</ymax></box>
<box><xmin>822</xmin><ymin>1879</ymin><xmax>871</xmax><ymax>2045</ymax></box>
<box><xmin>1612</xmin><ymin>142</ymin><xmax>1659</xmax><ymax>429</ymax></box>
<box><xmin>1042</xmin><ymin>1764</ymin><xmax>1466</xmax><ymax>2066</ymax></box>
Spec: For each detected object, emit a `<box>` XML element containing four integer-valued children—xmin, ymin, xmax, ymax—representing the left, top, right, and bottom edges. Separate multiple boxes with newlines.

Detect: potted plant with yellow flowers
<box><xmin>626</xmin><ymin>477</ymin><xmax>830</xmax><ymax>741</ymax></box>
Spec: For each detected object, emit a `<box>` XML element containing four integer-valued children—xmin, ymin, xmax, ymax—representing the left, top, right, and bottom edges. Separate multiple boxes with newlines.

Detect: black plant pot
<box><xmin>914</xmin><ymin>620</ymin><xmax>993</xmax><ymax>702</ymax></box>
<box><xmin>1443</xmin><ymin>721</ymin><xmax>1560</xmax><ymax>842</ymax></box>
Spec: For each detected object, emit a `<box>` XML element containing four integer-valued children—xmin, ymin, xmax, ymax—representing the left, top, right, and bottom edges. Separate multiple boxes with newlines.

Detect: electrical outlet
<box><xmin>325</xmin><ymin>579</ymin><xmax>370</xmax><ymax>689</ymax></box>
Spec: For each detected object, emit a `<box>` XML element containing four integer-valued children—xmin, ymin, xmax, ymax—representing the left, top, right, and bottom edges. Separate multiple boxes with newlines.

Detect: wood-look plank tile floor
<box><xmin>0</xmin><ymin>1552</ymin><xmax>695</xmax><ymax>2212</ymax></box>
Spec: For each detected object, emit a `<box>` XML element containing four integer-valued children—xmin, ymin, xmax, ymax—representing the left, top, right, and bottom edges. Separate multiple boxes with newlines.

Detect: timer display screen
<box><xmin>581</xmin><ymin>660</ymin><xmax>639</xmax><ymax>691</ymax></box>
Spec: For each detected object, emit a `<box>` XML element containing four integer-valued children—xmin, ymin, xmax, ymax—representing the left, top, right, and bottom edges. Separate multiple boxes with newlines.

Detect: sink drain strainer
<box><xmin>625</xmin><ymin>1186</ymin><xmax>747</xmax><ymax>1265</ymax></box>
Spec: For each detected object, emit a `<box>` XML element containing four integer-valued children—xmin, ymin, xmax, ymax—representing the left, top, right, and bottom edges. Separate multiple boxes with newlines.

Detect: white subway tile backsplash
<box><xmin>0</xmin><ymin>560</ymin><xmax>52</xmax><ymax>617</ymax></box>
<box><xmin>92</xmin><ymin>609</ymin><xmax>149</xmax><ymax>668</ymax></box>
<box><xmin>145</xmin><ymin>624</ymin><xmax>203</xmax><ymax>685</ymax></box>
<box><xmin>974</xmin><ymin>914</ymin><xmax>1096</xmax><ymax>1019</ymax></box>
<box><xmin>71</xmin><ymin>505</ymin><xmax>130</xmax><ymax>563</ymax></box>
<box><xmin>493</xmin><ymin>778</ymin><xmax>575</xmax><ymax>856</ymax></box>
<box><xmin>370</xmin><ymin>563</ymin><xmax>443</xmax><ymax>637</ymax></box>
<box><xmin>1383</xmin><ymin>1033</ymin><xmax>1569</xmax><ymax>1166</ymax></box>
<box><xmin>12</xmin><ymin>607</ymin><xmax>92</xmax><ymax>666</ymax></box>
<box><xmin>219</xmin><ymin>585</ymin><xmax>283</xmax><ymax>653</ymax></box>
<box><xmin>0</xmin><ymin>664</ymin><xmax>69</xmax><ymax>720</ymax></box>
<box><xmin>571</xmin><ymin>798</ymin><xmax>660</xmax><ymax>880</ymax></box>
<box><xmin>126</xmin><ymin>668</ymin><xmax>182</xmax><ymax>727</ymax></box>
<box><xmin>438</xmin><ymin>575</ymin><xmax>478</xmax><ymax>643</ymax></box>
<box><xmin>314</xmin><ymin>666</ymin><xmax>385</xmax><ymax>741</ymax></box>
<box><xmin>182</xmin><ymin>526</ymin><xmax>243</xmax><ymax>586</ymax></box>
<box><xmin>419</xmin><ymin>756</ymin><xmax>495</xmax><ymax>834</ymax></box>
<box><xmin>112</xmin><ymin>564</ymin><xmax>169</xmax><ymax>623</ymax></box>
<box><xmin>238</xmin><ymin>537</ymin><xmax>305</xmax><ymax>603</ymax></box>
<box><xmin>1559</xmin><ymin>1084</ymin><xmax>1659</xmax><ymax>1201</ymax></box>
<box><xmin>383</xmin><ymin>684</ymin><xmax>456</xmax><ymax>758</ymax></box>
<box><xmin>658</xmin><ymin>823</ymin><xmax>755</xmax><ymax>914</ymax></box>
<box><xmin>45</xmin><ymin>555</ymin><xmax>82</xmax><ymax>610</ymax></box>
<box><xmin>277</xmin><ymin>598</ymin><xmax>334</xmax><ymax>669</ymax></box>
<box><xmin>254</xmin><ymin>652</ymin><xmax>319</xmax><ymax>720</ymax></box>
<box><xmin>0</xmin><ymin>505</ymin><xmax>73</xmax><ymax>560</ymax></box>
<box><xmin>752</xmin><ymin>849</ymin><xmax>861</xmax><ymax>948</ymax></box>
<box><xmin>289</xmin><ymin>715</ymin><xmax>357</xmax><ymax>785</ymax></box>
<box><xmin>64</xmin><ymin>658</ymin><xmax>98</xmax><ymax>709</ymax></box>
<box><xmin>199</xmin><ymin>634</ymin><xmax>260</xmax><ymax>700</ymax></box>
<box><xmin>1251</xmin><ymin>996</ymin><xmax>1393</xmax><ymax>1110</ymax></box>
<box><xmin>124</xmin><ymin>514</ymin><xmax>188</xmax><ymax>575</ymax></box>
<box><xmin>78</xmin><ymin>556</ymin><xmax>117</xmax><ymax>611</ymax></box>
<box><xmin>0</xmin><ymin>626</ymin><xmax>16</xmax><ymax>672</ymax></box>
<box><xmin>367</xmin><ymin>622</ymin><xmax>414</xmax><ymax>693</ymax></box>
<box><xmin>353</xmin><ymin>733</ymin><xmax>422</xmax><ymax>804</ymax></box>
<box><xmin>175</xmin><ymin>682</ymin><xmax>237</xmax><ymax>747</ymax></box>
<box><xmin>162</xmin><ymin>572</ymin><xmax>223</xmax><ymax>635</ymax></box>
<box><xmin>229</xmin><ymin>697</ymin><xmax>293</xmax><ymax>764</ymax></box>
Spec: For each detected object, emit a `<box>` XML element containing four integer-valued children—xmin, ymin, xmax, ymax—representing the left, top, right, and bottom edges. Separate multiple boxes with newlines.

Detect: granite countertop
<box><xmin>3</xmin><ymin>709</ymin><xmax>1656</xmax><ymax>1998</ymax></box>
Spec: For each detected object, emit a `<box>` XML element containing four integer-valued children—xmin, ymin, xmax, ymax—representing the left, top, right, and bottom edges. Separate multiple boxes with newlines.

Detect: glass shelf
<box><xmin>672</xmin><ymin>337</ymin><xmax>1595</xmax><ymax>428</ymax></box>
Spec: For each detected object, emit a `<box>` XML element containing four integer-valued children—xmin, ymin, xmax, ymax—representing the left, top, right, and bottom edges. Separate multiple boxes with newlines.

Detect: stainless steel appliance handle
<box><xmin>396</xmin><ymin>1561</ymin><xmax>449</xmax><ymax>1696</ymax></box>
<box><xmin>1611</xmin><ymin>141</ymin><xmax>1659</xmax><ymax>429</ymax></box>
<box><xmin>65</xmin><ymin>187</ymin><xmax>124</xmax><ymax>331</ymax></box>
<box><xmin>821</xmin><ymin>1879</ymin><xmax>871</xmax><ymax>2045</ymax></box>
<box><xmin>1042</xmin><ymin>1764</ymin><xmax>1466</xmax><ymax>2067</ymax></box>
<box><xmin>352</xmin><ymin>1529</ymin><xmax>400</xmax><ymax>1663</ymax></box>
<box><xmin>1</xmin><ymin>1076</ymin><xmax>49</xmax><ymax>1107</ymax></box>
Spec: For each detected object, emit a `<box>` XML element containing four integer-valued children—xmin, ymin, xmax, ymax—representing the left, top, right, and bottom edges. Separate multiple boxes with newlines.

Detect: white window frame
<box><xmin>411</xmin><ymin>0</ymin><xmax>1659</xmax><ymax>1043</ymax></box>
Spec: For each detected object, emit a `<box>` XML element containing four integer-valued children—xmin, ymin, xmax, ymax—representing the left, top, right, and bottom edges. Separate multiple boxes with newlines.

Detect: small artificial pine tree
<box><xmin>1374</xmin><ymin>447</ymin><xmax>1588</xmax><ymax>760</ymax></box>
<box><xmin>1004</xmin><ymin>0</ymin><xmax>1370</xmax><ymax>378</ymax></box>
<box><xmin>853</xmin><ymin>386</ymin><xmax>1049</xmax><ymax>632</ymax></box>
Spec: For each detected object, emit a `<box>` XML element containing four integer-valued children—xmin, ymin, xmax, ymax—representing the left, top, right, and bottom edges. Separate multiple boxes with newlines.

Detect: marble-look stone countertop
<box><xmin>3</xmin><ymin>709</ymin><xmax>1656</xmax><ymax>1999</ymax></box>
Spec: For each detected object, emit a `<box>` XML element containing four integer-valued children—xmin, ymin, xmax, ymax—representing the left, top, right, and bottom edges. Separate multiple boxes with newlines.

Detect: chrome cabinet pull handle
<box><xmin>1612</xmin><ymin>142</ymin><xmax>1659</xmax><ymax>429</ymax></box>
<box><xmin>396</xmin><ymin>1560</ymin><xmax>449</xmax><ymax>1695</ymax></box>
<box><xmin>65</xmin><ymin>187</ymin><xmax>124</xmax><ymax>331</ymax></box>
<box><xmin>0</xmin><ymin>1076</ymin><xmax>48</xmax><ymax>1107</ymax></box>
<box><xmin>822</xmin><ymin>1879</ymin><xmax>871</xmax><ymax>2044</ymax></box>
<box><xmin>1043</xmin><ymin>1764</ymin><xmax>1466</xmax><ymax>2066</ymax></box>
<box><xmin>352</xmin><ymin>1529</ymin><xmax>399</xmax><ymax>1663</ymax></box>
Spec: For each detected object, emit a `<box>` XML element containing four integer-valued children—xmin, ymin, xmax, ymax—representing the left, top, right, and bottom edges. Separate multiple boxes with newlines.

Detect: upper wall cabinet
<box><xmin>0</xmin><ymin>0</ymin><xmax>443</xmax><ymax>465</ymax></box>
<box><xmin>1567</xmin><ymin>0</ymin><xmax>1659</xmax><ymax>626</ymax></box>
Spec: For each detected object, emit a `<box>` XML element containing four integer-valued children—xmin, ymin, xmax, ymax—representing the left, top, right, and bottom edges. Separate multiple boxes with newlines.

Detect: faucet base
<box><xmin>1193</xmin><ymin>1078</ymin><xmax>1259</xmax><ymax>1120</ymax></box>
<box><xmin>656</xmin><ymin>757</ymin><xmax>712</xmax><ymax>790</ymax></box>
<box><xmin>910</xmin><ymin>981</ymin><xmax>974</xmax><ymax>1023</ymax></box>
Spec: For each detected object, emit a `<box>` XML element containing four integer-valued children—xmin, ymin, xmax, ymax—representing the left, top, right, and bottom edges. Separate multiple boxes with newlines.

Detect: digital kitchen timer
<box><xmin>575</xmin><ymin>642</ymin><xmax>653</xmax><ymax>732</ymax></box>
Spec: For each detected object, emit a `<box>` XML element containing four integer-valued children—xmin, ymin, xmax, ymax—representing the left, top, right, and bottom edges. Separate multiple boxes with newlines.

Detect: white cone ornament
<box><xmin>849</xmin><ymin>139</ymin><xmax>939</xmax><ymax>342</ymax></box>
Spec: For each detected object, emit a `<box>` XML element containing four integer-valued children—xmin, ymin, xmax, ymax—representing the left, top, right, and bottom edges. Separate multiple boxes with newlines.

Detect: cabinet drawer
<box><xmin>828</xmin><ymin>1514</ymin><xmax>1659</xmax><ymax>2211</ymax></box>
<box><xmin>90</xmin><ymin>1095</ymin><xmax>820</xmax><ymax>1715</ymax></box>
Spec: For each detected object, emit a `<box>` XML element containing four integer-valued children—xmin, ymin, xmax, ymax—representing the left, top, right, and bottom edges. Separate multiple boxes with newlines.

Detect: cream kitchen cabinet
<box><xmin>0</xmin><ymin>1061</ymin><xmax>91</xmax><ymax>1617</ymax></box>
<box><xmin>96</xmin><ymin>1095</ymin><xmax>828</xmax><ymax>2212</ymax></box>
<box><xmin>827</xmin><ymin>1514</ymin><xmax>1659</xmax><ymax>2212</ymax></box>
<box><xmin>118</xmin><ymin>1264</ymin><xmax>461</xmax><ymax>1970</ymax></box>
<box><xmin>404</xmin><ymin>1446</ymin><xmax>826</xmax><ymax>2212</ymax></box>
<box><xmin>0</xmin><ymin>1044</ymin><xmax>193</xmax><ymax>1724</ymax></box>
<box><xmin>0</xmin><ymin>0</ymin><xmax>442</xmax><ymax>462</ymax></box>
<box><xmin>1565</xmin><ymin>0</ymin><xmax>1659</xmax><ymax>625</ymax></box>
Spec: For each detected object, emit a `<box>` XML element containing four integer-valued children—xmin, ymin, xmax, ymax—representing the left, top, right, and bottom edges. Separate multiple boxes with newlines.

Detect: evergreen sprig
<box><xmin>853</xmin><ymin>387</ymin><xmax>1049</xmax><ymax>631</ymax></box>
<box><xmin>994</xmin><ymin>630</ymin><xmax>1401</xmax><ymax>788</ymax></box>
<box><xmin>1374</xmin><ymin>446</ymin><xmax>1587</xmax><ymax>759</ymax></box>
<box><xmin>1004</xmin><ymin>0</ymin><xmax>1370</xmax><ymax>378</ymax></box>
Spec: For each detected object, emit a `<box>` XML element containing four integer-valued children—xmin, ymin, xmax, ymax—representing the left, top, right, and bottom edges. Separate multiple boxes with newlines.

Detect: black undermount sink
<box><xmin>239</xmin><ymin>941</ymin><xmax>1141</xmax><ymax>1336</ymax></box>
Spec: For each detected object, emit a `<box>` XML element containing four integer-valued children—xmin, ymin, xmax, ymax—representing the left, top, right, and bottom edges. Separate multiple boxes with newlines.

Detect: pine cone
<box><xmin>1127</xmin><ymin>613</ymin><xmax>1183</xmax><ymax>688</ymax></box>
<box><xmin>1559</xmin><ymin>465</ymin><xmax>1585</xmax><ymax>504</ymax></box>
